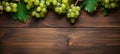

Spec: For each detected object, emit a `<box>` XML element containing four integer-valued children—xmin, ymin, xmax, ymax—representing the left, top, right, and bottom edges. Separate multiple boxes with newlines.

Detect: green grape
<box><xmin>104</xmin><ymin>0</ymin><xmax>110</xmax><ymax>3</ymax></box>
<box><xmin>4</xmin><ymin>2</ymin><xmax>9</xmax><ymax>6</ymax></box>
<box><xmin>104</xmin><ymin>3</ymin><xmax>109</xmax><ymax>8</ymax></box>
<box><xmin>36</xmin><ymin>6</ymin><xmax>41</xmax><ymax>12</ymax></box>
<box><xmin>27</xmin><ymin>1</ymin><xmax>33</xmax><ymax>6</ymax></box>
<box><xmin>61</xmin><ymin>4</ymin><xmax>66</xmax><ymax>9</ymax></box>
<box><xmin>57</xmin><ymin>3</ymin><xmax>61</xmax><ymax>6</ymax></box>
<box><xmin>40</xmin><ymin>0</ymin><xmax>45</xmax><ymax>3</ymax></box>
<box><xmin>34</xmin><ymin>0</ymin><xmax>40</xmax><ymax>5</ymax></box>
<box><xmin>41</xmin><ymin>8</ymin><xmax>47</xmax><ymax>13</ymax></box>
<box><xmin>30</xmin><ymin>0</ymin><xmax>35</xmax><ymax>2</ymax></box>
<box><xmin>12</xmin><ymin>8</ymin><xmax>17</xmax><ymax>12</ymax></box>
<box><xmin>32</xmin><ymin>11</ymin><xmax>37</xmax><ymax>16</ymax></box>
<box><xmin>70</xmin><ymin>18</ymin><xmax>75</xmax><ymax>23</ymax></box>
<box><xmin>5</xmin><ymin>6</ymin><xmax>11</xmax><ymax>12</ymax></box>
<box><xmin>53</xmin><ymin>0</ymin><xmax>57</xmax><ymax>5</ymax></box>
<box><xmin>40</xmin><ymin>12</ymin><xmax>45</xmax><ymax>18</ymax></box>
<box><xmin>26</xmin><ymin>5</ymin><xmax>31</xmax><ymax>10</ymax></box>
<box><xmin>35</xmin><ymin>13</ymin><xmax>40</xmax><ymax>18</ymax></box>
<box><xmin>62</xmin><ymin>0</ymin><xmax>68</xmax><ymax>4</ymax></box>
<box><xmin>57</xmin><ymin>7</ymin><xmax>62</xmax><ymax>14</ymax></box>
<box><xmin>72</xmin><ymin>7</ymin><xmax>77</xmax><ymax>12</ymax></box>
<box><xmin>24</xmin><ymin>0</ymin><xmax>28</xmax><ymax>2</ymax></box>
<box><xmin>70</xmin><ymin>12</ymin><xmax>75</xmax><ymax>18</ymax></box>
<box><xmin>68</xmin><ymin>9</ymin><xmax>72</xmax><ymax>13</ymax></box>
<box><xmin>75</xmin><ymin>11</ymin><xmax>80</xmax><ymax>16</ymax></box>
<box><xmin>76</xmin><ymin>6</ymin><xmax>81</xmax><ymax>11</ymax></box>
<box><xmin>49</xmin><ymin>0</ymin><xmax>53</xmax><ymax>2</ymax></box>
<box><xmin>46</xmin><ymin>1</ymin><xmax>50</xmax><ymax>6</ymax></box>
<box><xmin>101</xmin><ymin>0</ymin><xmax>119</xmax><ymax>9</ymax></box>
<box><xmin>110</xmin><ymin>3</ymin><xmax>116</xmax><ymax>8</ymax></box>
<box><xmin>66</xmin><ymin>4</ymin><xmax>81</xmax><ymax>22</ymax></box>
<box><xmin>67</xmin><ymin>13</ymin><xmax>71</xmax><ymax>18</ymax></box>
<box><xmin>55</xmin><ymin>7</ymin><xmax>59</xmax><ymax>12</ymax></box>
<box><xmin>40</xmin><ymin>3</ymin><xmax>45</xmax><ymax>8</ymax></box>
<box><xmin>11</xmin><ymin>3</ymin><xmax>17</xmax><ymax>8</ymax></box>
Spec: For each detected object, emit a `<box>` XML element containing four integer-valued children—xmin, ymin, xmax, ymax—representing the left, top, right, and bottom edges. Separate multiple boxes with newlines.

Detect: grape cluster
<box><xmin>53</xmin><ymin>0</ymin><xmax>69</xmax><ymax>14</ymax></box>
<box><xmin>24</xmin><ymin>0</ymin><xmax>48</xmax><ymax>18</ymax></box>
<box><xmin>101</xmin><ymin>0</ymin><xmax>120</xmax><ymax>9</ymax></box>
<box><xmin>67</xmin><ymin>4</ymin><xmax>81</xmax><ymax>23</ymax></box>
<box><xmin>1</xmin><ymin>1</ymin><xmax>17</xmax><ymax>12</ymax></box>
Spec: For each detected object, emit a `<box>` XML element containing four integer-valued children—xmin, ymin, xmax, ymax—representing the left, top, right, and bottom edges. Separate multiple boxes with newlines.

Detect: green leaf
<box><xmin>101</xmin><ymin>7</ymin><xmax>110</xmax><ymax>16</ymax></box>
<box><xmin>12</xmin><ymin>2</ymin><xmax>29</xmax><ymax>23</ymax></box>
<box><xmin>83</xmin><ymin>0</ymin><xmax>99</xmax><ymax>13</ymax></box>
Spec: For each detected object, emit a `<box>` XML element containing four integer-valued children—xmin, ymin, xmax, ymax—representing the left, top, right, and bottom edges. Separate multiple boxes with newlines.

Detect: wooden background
<box><xmin>0</xmin><ymin>10</ymin><xmax>120</xmax><ymax>54</ymax></box>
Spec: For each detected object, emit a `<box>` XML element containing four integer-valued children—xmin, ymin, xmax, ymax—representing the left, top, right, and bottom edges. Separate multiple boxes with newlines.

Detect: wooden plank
<box><xmin>0</xmin><ymin>28</ymin><xmax>120</xmax><ymax>54</ymax></box>
<box><xmin>0</xmin><ymin>10</ymin><xmax>120</xmax><ymax>28</ymax></box>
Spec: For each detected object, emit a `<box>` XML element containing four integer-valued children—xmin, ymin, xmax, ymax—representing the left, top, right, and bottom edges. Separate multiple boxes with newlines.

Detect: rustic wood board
<box><xmin>0</xmin><ymin>10</ymin><xmax>120</xmax><ymax>28</ymax></box>
<box><xmin>0</xmin><ymin>28</ymin><xmax>120</xmax><ymax>54</ymax></box>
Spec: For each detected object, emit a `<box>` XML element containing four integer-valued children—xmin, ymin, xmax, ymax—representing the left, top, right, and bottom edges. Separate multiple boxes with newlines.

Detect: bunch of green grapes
<box><xmin>101</xmin><ymin>0</ymin><xmax>120</xmax><ymax>9</ymax></box>
<box><xmin>1</xmin><ymin>1</ymin><xmax>17</xmax><ymax>12</ymax></box>
<box><xmin>53</xmin><ymin>0</ymin><xmax>69</xmax><ymax>14</ymax></box>
<box><xmin>24</xmin><ymin>0</ymin><xmax>48</xmax><ymax>18</ymax></box>
<box><xmin>67</xmin><ymin>4</ymin><xmax>81</xmax><ymax>23</ymax></box>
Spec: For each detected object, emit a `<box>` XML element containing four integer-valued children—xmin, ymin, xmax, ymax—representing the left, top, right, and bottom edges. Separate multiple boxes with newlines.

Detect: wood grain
<box><xmin>0</xmin><ymin>28</ymin><xmax>120</xmax><ymax>54</ymax></box>
<box><xmin>0</xmin><ymin>10</ymin><xmax>120</xmax><ymax>28</ymax></box>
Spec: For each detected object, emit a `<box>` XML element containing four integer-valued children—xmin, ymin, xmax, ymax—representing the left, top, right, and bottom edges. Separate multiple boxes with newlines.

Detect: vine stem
<box><xmin>75</xmin><ymin>0</ymin><xmax>82</xmax><ymax>6</ymax></box>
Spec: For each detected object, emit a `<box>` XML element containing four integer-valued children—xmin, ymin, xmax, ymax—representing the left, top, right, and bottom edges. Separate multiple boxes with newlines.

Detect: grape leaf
<box><xmin>83</xmin><ymin>0</ymin><xmax>99</xmax><ymax>13</ymax></box>
<box><xmin>12</xmin><ymin>2</ymin><xmax>29</xmax><ymax>23</ymax></box>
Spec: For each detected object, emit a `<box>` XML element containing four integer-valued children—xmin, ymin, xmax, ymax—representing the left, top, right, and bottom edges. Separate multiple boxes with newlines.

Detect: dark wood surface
<box><xmin>0</xmin><ymin>10</ymin><xmax>120</xmax><ymax>28</ymax></box>
<box><xmin>0</xmin><ymin>10</ymin><xmax>120</xmax><ymax>54</ymax></box>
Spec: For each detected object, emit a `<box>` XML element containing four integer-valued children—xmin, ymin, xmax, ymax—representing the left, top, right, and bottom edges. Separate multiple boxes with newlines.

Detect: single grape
<box><xmin>53</xmin><ymin>0</ymin><xmax>57</xmax><ymax>5</ymax></box>
<box><xmin>12</xmin><ymin>8</ymin><xmax>17</xmax><ymax>12</ymax></box>
<box><xmin>34</xmin><ymin>0</ymin><xmax>40</xmax><ymax>5</ymax></box>
<box><xmin>104</xmin><ymin>0</ymin><xmax>110</xmax><ymax>3</ymax></box>
<box><xmin>4</xmin><ymin>2</ymin><xmax>9</xmax><ymax>7</ymax></box>
<box><xmin>70</xmin><ymin>12</ymin><xmax>75</xmax><ymax>18</ymax></box>
<box><xmin>11</xmin><ymin>3</ymin><xmax>17</xmax><ymax>8</ymax></box>
<box><xmin>40</xmin><ymin>12</ymin><xmax>45</xmax><ymax>18</ymax></box>
<box><xmin>61</xmin><ymin>4</ymin><xmax>66</xmax><ymax>9</ymax></box>
<box><xmin>76</xmin><ymin>6</ymin><xmax>81</xmax><ymax>11</ymax></box>
<box><xmin>104</xmin><ymin>4</ymin><xmax>109</xmax><ymax>8</ymax></box>
<box><xmin>26</xmin><ymin>5</ymin><xmax>31</xmax><ymax>10</ymax></box>
<box><xmin>30</xmin><ymin>0</ymin><xmax>35</xmax><ymax>2</ymax></box>
<box><xmin>70</xmin><ymin>18</ymin><xmax>75</xmax><ymax>23</ymax></box>
<box><xmin>58</xmin><ymin>7</ymin><xmax>62</xmax><ymax>14</ymax></box>
<box><xmin>41</xmin><ymin>8</ymin><xmax>47</xmax><ymax>13</ymax></box>
<box><xmin>24</xmin><ymin>0</ymin><xmax>28</xmax><ymax>2</ymax></box>
<box><xmin>27</xmin><ymin>1</ymin><xmax>33</xmax><ymax>6</ymax></box>
<box><xmin>62</xmin><ymin>0</ymin><xmax>68</xmax><ymax>4</ymax></box>
<box><xmin>35</xmin><ymin>13</ymin><xmax>40</xmax><ymax>18</ymax></box>
<box><xmin>68</xmin><ymin>9</ymin><xmax>72</xmax><ymax>13</ymax></box>
<box><xmin>40</xmin><ymin>3</ymin><xmax>45</xmax><ymax>8</ymax></box>
<box><xmin>5</xmin><ymin>6</ymin><xmax>11</xmax><ymax>12</ymax></box>
<box><xmin>75</xmin><ymin>11</ymin><xmax>80</xmax><ymax>16</ymax></box>
<box><xmin>72</xmin><ymin>7</ymin><xmax>77</xmax><ymax>12</ymax></box>
<box><xmin>110</xmin><ymin>3</ymin><xmax>116</xmax><ymax>8</ymax></box>
<box><xmin>32</xmin><ymin>11</ymin><xmax>37</xmax><ymax>16</ymax></box>
<box><xmin>49</xmin><ymin>0</ymin><xmax>53</xmax><ymax>2</ymax></box>
<box><xmin>55</xmin><ymin>7</ymin><xmax>59</xmax><ymax>12</ymax></box>
<box><xmin>46</xmin><ymin>1</ymin><xmax>50</xmax><ymax>6</ymax></box>
<box><xmin>67</xmin><ymin>13</ymin><xmax>71</xmax><ymax>18</ymax></box>
<box><xmin>36</xmin><ymin>6</ymin><xmax>41</xmax><ymax>12</ymax></box>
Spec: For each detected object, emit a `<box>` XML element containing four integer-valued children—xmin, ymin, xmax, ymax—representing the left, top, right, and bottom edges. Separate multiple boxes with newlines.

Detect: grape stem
<box><xmin>75</xmin><ymin>0</ymin><xmax>82</xmax><ymax>6</ymax></box>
